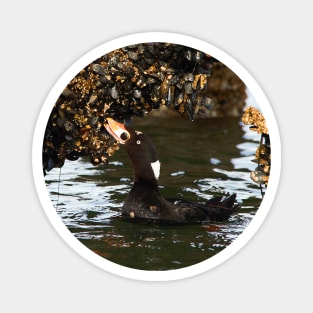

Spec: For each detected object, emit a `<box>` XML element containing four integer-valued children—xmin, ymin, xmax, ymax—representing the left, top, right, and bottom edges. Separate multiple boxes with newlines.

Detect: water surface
<box><xmin>45</xmin><ymin>111</ymin><xmax>263</xmax><ymax>270</ymax></box>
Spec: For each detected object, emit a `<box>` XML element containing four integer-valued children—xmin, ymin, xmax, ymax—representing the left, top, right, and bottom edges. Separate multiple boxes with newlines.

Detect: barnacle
<box><xmin>242</xmin><ymin>107</ymin><xmax>270</xmax><ymax>188</ymax></box>
<box><xmin>43</xmin><ymin>43</ymin><xmax>246</xmax><ymax>174</ymax></box>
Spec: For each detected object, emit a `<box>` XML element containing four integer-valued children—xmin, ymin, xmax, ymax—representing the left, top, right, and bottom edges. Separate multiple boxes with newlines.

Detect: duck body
<box><xmin>123</xmin><ymin>181</ymin><xmax>239</xmax><ymax>223</ymax></box>
<box><xmin>104</xmin><ymin>118</ymin><xmax>240</xmax><ymax>224</ymax></box>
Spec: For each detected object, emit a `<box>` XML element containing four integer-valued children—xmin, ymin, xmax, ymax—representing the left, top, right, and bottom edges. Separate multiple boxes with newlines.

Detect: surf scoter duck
<box><xmin>104</xmin><ymin>118</ymin><xmax>240</xmax><ymax>223</ymax></box>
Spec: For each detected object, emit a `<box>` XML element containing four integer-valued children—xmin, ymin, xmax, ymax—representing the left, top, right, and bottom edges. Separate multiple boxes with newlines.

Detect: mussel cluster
<box><xmin>242</xmin><ymin>107</ymin><xmax>271</xmax><ymax>188</ymax></box>
<box><xmin>43</xmin><ymin>43</ymin><xmax>246</xmax><ymax>174</ymax></box>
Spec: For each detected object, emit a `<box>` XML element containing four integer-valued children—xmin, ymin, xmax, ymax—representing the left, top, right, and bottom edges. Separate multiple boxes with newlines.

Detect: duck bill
<box><xmin>104</xmin><ymin>118</ymin><xmax>129</xmax><ymax>144</ymax></box>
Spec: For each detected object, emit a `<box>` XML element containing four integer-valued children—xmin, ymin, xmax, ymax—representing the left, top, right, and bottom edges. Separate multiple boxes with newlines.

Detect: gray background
<box><xmin>1</xmin><ymin>1</ymin><xmax>312</xmax><ymax>312</ymax></box>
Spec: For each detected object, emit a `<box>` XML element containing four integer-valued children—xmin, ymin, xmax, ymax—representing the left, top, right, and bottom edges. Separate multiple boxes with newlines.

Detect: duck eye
<box><xmin>136</xmin><ymin>140</ymin><xmax>141</xmax><ymax>145</ymax></box>
<box><xmin>120</xmin><ymin>132</ymin><xmax>130</xmax><ymax>141</ymax></box>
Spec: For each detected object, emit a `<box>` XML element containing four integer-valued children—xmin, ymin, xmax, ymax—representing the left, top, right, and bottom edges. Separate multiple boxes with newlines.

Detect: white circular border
<box><xmin>32</xmin><ymin>32</ymin><xmax>281</xmax><ymax>281</ymax></box>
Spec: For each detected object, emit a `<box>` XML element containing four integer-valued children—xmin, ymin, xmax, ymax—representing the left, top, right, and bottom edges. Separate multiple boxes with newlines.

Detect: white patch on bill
<box><xmin>151</xmin><ymin>160</ymin><xmax>160</xmax><ymax>179</ymax></box>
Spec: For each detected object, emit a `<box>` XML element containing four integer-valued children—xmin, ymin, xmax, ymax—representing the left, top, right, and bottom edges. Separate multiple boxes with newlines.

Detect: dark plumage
<box><xmin>104</xmin><ymin>118</ymin><xmax>240</xmax><ymax>223</ymax></box>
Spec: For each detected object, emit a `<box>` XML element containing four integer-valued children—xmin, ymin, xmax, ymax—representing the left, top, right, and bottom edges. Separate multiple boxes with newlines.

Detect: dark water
<box><xmin>45</xmin><ymin>110</ymin><xmax>263</xmax><ymax>270</ymax></box>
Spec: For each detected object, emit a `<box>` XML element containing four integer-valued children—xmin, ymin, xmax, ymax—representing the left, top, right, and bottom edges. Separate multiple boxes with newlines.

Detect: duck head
<box><xmin>104</xmin><ymin>118</ymin><xmax>160</xmax><ymax>184</ymax></box>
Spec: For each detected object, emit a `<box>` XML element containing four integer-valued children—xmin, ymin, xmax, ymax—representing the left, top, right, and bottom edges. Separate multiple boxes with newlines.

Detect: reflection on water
<box><xmin>45</xmin><ymin>111</ymin><xmax>263</xmax><ymax>270</ymax></box>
